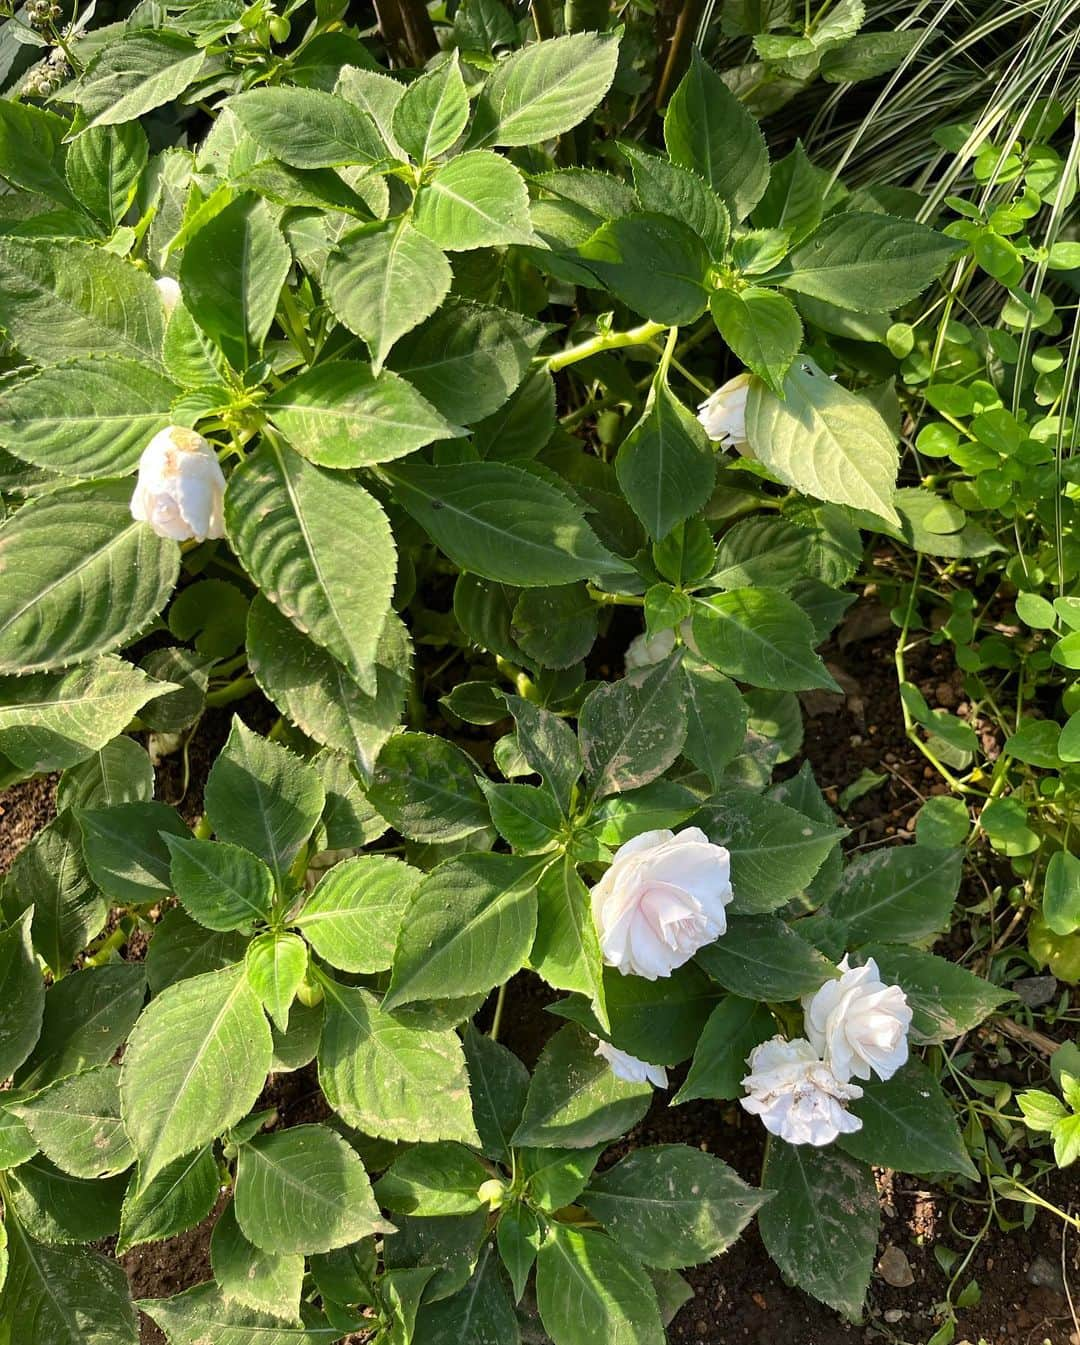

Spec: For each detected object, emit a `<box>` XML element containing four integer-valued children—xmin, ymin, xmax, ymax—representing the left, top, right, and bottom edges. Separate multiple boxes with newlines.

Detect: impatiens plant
<box><xmin>0</xmin><ymin>0</ymin><xmax>1021</xmax><ymax>1340</ymax></box>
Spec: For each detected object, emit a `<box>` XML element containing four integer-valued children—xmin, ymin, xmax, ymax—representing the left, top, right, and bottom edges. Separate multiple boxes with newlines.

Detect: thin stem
<box><xmin>546</xmin><ymin>321</ymin><xmax>668</xmax><ymax>373</ymax></box>
<box><xmin>530</xmin><ymin>0</ymin><xmax>555</xmax><ymax>40</ymax></box>
<box><xmin>206</xmin><ymin>675</ymin><xmax>257</xmax><ymax>707</ymax></box>
<box><xmin>489</xmin><ymin>983</ymin><xmax>507</xmax><ymax>1041</ymax></box>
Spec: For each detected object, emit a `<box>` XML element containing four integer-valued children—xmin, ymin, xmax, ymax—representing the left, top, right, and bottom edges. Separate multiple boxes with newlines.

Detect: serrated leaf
<box><xmin>674</xmin><ymin>995</ymin><xmax>775</xmax><ymax>1104</ymax></box>
<box><xmin>414</xmin><ymin>150</ymin><xmax>534</xmax><ymax>250</ymax></box>
<box><xmin>384</xmin><ymin>459</ymin><xmax>626</xmax><ymax>587</ymax></box>
<box><xmin>65</xmin><ymin>30</ymin><xmax>206</xmax><ymax>129</ymax></box>
<box><xmin>65</xmin><ymin>122</ymin><xmax>148</xmax><ymax>229</ymax></box>
<box><xmin>691</xmin><ymin>588</ymin><xmax>839</xmax><ymax>692</ymax></box>
<box><xmin>11</xmin><ymin>1064</ymin><xmax>133</xmax><ymax>1179</ymax></box>
<box><xmin>374</xmin><ymin>1142</ymin><xmax>487</xmax><ymax>1216</ymax></box>
<box><xmin>827</xmin><ymin>845</ymin><xmax>961</xmax><ymax>944</ymax></box>
<box><xmin>78</xmin><ymin>801</ymin><xmax>191</xmax><ymax>906</ymax></box>
<box><xmin>582</xmin><ymin>1145</ymin><xmax>768</xmax><ymax>1268</ymax></box>
<box><xmin>414</xmin><ymin>1242</ymin><xmax>520</xmax><ymax>1343</ymax></box>
<box><xmin>0</xmin><ymin>100</ymin><xmax>78</xmax><ymax>211</ymax></box>
<box><xmin>0</xmin><ymin>481</ymin><xmax>179</xmax><ymax>675</ymax></box>
<box><xmin>7</xmin><ymin>1154</ymin><xmax>126</xmax><ymax>1243</ymax></box>
<box><xmin>393</xmin><ymin>53</ymin><xmax>469</xmax><ymax>162</ymax></box>
<box><xmin>235</xmin><ymin>1123</ymin><xmax>389</xmax><ymax>1255</ymax></box>
<box><xmin>121</xmin><ymin>962</ymin><xmax>273</xmax><ymax>1190</ymax></box>
<box><xmin>696</xmin><ymin>914</ymin><xmax>836</xmax><ymax>999</ymax></box>
<box><xmin>535</xmin><ymin>1223</ymin><xmax>664</xmax><ymax>1345</ymax></box>
<box><xmin>0</xmin><ymin>656</ymin><xmax>174</xmax><ymax>774</ymax></box>
<box><xmin>165</xmin><ymin>835</ymin><xmax>274</xmax><ymax>934</ymax></box>
<box><xmin>245</xmin><ymin>933</ymin><xmax>307</xmax><ymax>1035</ymax></box>
<box><xmin>317</xmin><ymin>978</ymin><xmax>478</xmax><ymax>1145</ymax></box>
<box><xmin>295</xmin><ymin>854</ymin><xmax>422</xmax><ymax>974</ymax></box>
<box><xmin>210</xmin><ymin>1202</ymin><xmax>304</xmax><ymax>1322</ymax></box>
<box><xmin>758</xmin><ymin>1142</ymin><xmax>878</xmax><ymax>1320</ymax></box>
<box><xmin>0</xmin><ymin>910</ymin><xmax>44</xmax><ymax>1082</ymax></box>
<box><xmin>139</xmin><ymin>1283</ymin><xmax>343</xmax><ymax>1344</ymax></box>
<box><xmin>710</xmin><ymin>287</ymin><xmax>802</xmax><ymax>395</ymax></box>
<box><xmin>229</xmin><ymin>87</ymin><xmax>385</xmax><ymax>168</ymax></box>
<box><xmin>203</xmin><ymin>718</ymin><xmax>325</xmax><ymax>888</ymax></box>
<box><xmin>0</xmin><ymin>358</ymin><xmax>177</xmax><ymax>479</ymax></box>
<box><xmin>619</xmin><ymin>143</ymin><xmax>729</xmax><ymax>257</ymax></box>
<box><xmin>859</xmin><ymin>943</ymin><xmax>1013</xmax><ymax>1044</ymax></box>
<box><xmin>616</xmin><ymin>378</ymin><xmax>715</xmax><ymax>542</ymax></box>
<box><xmin>664</xmin><ymin>50</ymin><xmax>769</xmax><ymax>221</ymax></box>
<box><xmin>368</xmin><ymin>731</ymin><xmax>489</xmax><ymax>843</ymax></box>
<box><xmin>681</xmin><ymin>657</ymin><xmax>747</xmax><ymax>790</ymax></box>
<box><xmin>265</xmin><ymin>361</ymin><xmax>461</xmax><ymax>468</ymax></box>
<box><xmin>512</xmin><ymin>1024</ymin><xmax>651</xmax><ymax>1149</ymax></box>
<box><xmin>579</xmin><ymin>653</ymin><xmax>689</xmax><ymax>798</ymax></box>
<box><xmin>578</xmin><ymin>212</ymin><xmax>709</xmax><ymax>325</ymax></box>
<box><xmin>385</xmin><ymin>853</ymin><xmax>541</xmax><ymax>1010</ymax></box>
<box><xmin>323</xmin><ymin>217</ymin><xmax>451</xmax><ymax>372</ymax></box>
<box><xmin>461</xmin><ymin>1025</ymin><xmax>530</xmax><ymax>1164</ymax></box>
<box><xmin>4</xmin><ymin>811</ymin><xmax>104</xmax><ymax>976</ymax></box>
<box><xmin>180</xmin><ymin>194</ymin><xmax>291</xmax><ymax>371</ymax></box>
<box><xmin>225</xmin><ymin>438</ymin><xmax>396</xmax><ymax>695</ymax></box>
<box><xmin>745</xmin><ymin>360</ymin><xmax>900</xmax><ymax>525</ymax></box>
<box><xmin>116</xmin><ymin>1145</ymin><xmax>218</xmax><ymax>1254</ymax></box>
<box><xmin>470</xmin><ymin>31</ymin><xmax>620</xmax><ymax>147</ymax></box>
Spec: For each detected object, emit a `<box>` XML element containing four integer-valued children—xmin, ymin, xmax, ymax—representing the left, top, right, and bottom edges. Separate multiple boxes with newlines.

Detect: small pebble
<box><xmin>877</xmin><ymin>1245</ymin><xmax>915</xmax><ymax>1288</ymax></box>
<box><xmin>884</xmin><ymin>1309</ymin><xmax>905</xmax><ymax>1324</ymax></box>
<box><xmin>1014</xmin><ymin>976</ymin><xmax>1058</xmax><ymax>1008</ymax></box>
<box><xmin>1026</xmin><ymin>1253</ymin><xmax>1066</xmax><ymax>1293</ymax></box>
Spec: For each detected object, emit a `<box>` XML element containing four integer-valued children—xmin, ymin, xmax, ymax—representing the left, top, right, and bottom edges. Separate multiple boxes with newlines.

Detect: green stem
<box><xmin>586</xmin><ymin>586</ymin><xmax>644</xmax><ymax>606</ymax></box>
<box><xmin>206</xmin><ymin>675</ymin><xmax>258</xmax><ymax>707</ymax></box>
<box><xmin>546</xmin><ymin>321</ymin><xmax>668</xmax><ymax>373</ymax></box>
<box><xmin>489</xmin><ymin>983</ymin><xmax>507</xmax><ymax>1041</ymax></box>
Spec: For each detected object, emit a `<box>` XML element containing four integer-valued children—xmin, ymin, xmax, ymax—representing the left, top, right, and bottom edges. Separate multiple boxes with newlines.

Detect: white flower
<box><xmin>593</xmin><ymin>1037</ymin><xmax>668</xmax><ymax>1089</ymax></box>
<box><xmin>802</xmin><ymin>956</ymin><xmax>912</xmax><ymax>1084</ymax></box>
<box><xmin>590</xmin><ymin>827</ymin><xmax>733</xmax><ymax>980</ymax></box>
<box><xmin>697</xmin><ymin>371</ymin><xmax>751</xmax><ymax>449</ymax></box>
<box><xmin>740</xmin><ymin>1036</ymin><xmax>863</xmax><ymax>1147</ymax></box>
<box><xmin>130</xmin><ymin>427</ymin><xmax>226</xmax><ymax>542</ymax></box>
<box><xmin>155</xmin><ymin>275</ymin><xmax>182</xmax><ymax>318</ymax></box>
<box><xmin>624</xmin><ymin>627</ymin><xmax>675</xmax><ymax>671</ymax></box>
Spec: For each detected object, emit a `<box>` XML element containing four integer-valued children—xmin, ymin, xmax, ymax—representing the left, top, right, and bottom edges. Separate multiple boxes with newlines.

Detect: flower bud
<box><xmin>130</xmin><ymin>427</ymin><xmax>226</xmax><ymax>543</ymax></box>
<box><xmin>697</xmin><ymin>371</ymin><xmax>751</xmax><ymax>451</ymax></box>
<box><xmin>477</xmin><ymin>1178</ymin><xmax>506</xmax><ymax>1209</ymax></box>
<box><xmin>154</xmin><ymin>275</ymin><xmax>182</xmax><ymax>318</ymax></box>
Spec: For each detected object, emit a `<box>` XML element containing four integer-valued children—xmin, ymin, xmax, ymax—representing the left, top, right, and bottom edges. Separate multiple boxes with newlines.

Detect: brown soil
<box><xmin>4</xmin><ymin>623</ymin><xmax>1079</xmax><ymax>1344</ymax></box>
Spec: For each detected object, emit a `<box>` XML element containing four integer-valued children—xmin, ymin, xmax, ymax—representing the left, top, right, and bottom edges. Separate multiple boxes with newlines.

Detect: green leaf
<box><xmin>520</xmin><ymin>1144</ymin><xmax>603</xmax><ymax>1212</ymax></box>
<box><xmin>745</xmin><ymin>358</ymin><xmax>900</xmax><ymax>525</ymax></box>
<box><xmin>165</xmin><ymin>836</ymin><xmax>275</xmax><ymax>934</ymax></box>
<box><xmin>502</xmin><ymin>695</ymin><xmax>582</xmax><ymax>817</ymax></box>
<box><xmin>0</xmin><ymin>358</ymin><xmax>177</xmax><ymax>481</ymax></box>
<box><xmin>368</xmin><ymin>732</ymin><xmax>489</xmax><ymax>843</ymax></box>
<box><xmin>1044</xmin><ymin>849</ymin><xmax>1080</xmax><ymax>936</ymax></box>
<box><xmin>245</xmin><ymin>933</ymin><xmax>308</xmax><ymax>1034</ymax></box>
<box><xmin>225</xmin><ymin>440</ymin><xmax>396</xmax><ymax>695</ymax></box>
<box><xmin>229</xmin><ymin>87</ymin><xmax>385</xmax><ymax>168</ymax></box>
<box><xmin>470</xmin><ymin>31</ymin><xmax>620</xmax><ymax>147</ymax></box>
<box><xmin>0</xmin><ymin>481</ymin><xmax>179</xmax><ymax>675</ymax></box>
<box><xmin>0</xmin><ymin>657</ymin><xmax>173</xmax><ymax>774</ymax></box>
<box><xmin>382</xmin><ymin>1214</ymin><xmax>483</xmax><ymax>1305</ymax></box>
<box><xmin>203</xmin><ymin>718</ymin><xmax>325</xmax><ymax>887</ymax></box>
<box><xmin>481</xmin><ymin>782</ymin><xmax>563</xmax><ymax>852</ymax></box>
<box><xmin>265</xmin><ymin>361</ymin><xmax>460</xmax><ymax>468</ymax></box>
<box><xmin>555</xmin><ymin>963</ymin><xmax>715</xmax><ymax>1068</ymax></box>
<box><xmin>318</xmin><ymin>979</ymin><xmax>478</xmax><ymax>1145</ymax></box>
<box><xmin>511</xmin><ymin>584</ymin><xmax>598</xmax><ymax>671</ymax></box>
<box><xmin>67</xmin><ymin>30</ymin><xmax>206</xmax><ymax>129</ymax></box>
<box><xmin>0</xmin><ymin>1217</ymin><xmax>139</xmax><ymax>1345</ymax></box>
<box><xmin>116</xmin><ymin>1145</ymin><xmax>218</xmax><ymax>1254</ymax></box>
<box><xmin>295</xmin><ymin>854</ymin><xmax>422</xmax><ymax>974</ymax></box>
<box><xmin>681</xmin><ymin>658</ymin><xmax>747</xmax><ymax>790</ymax></box>
<box><xmin>578</xmin><ymin>213</ymin><xmax>709</xmax><ymax>325</ymax></box>
<box><xmin>414</xmin><ymin>1242</ymin><xmax>520</xmax><ymax>1344</ymax></box>
<box><xmin>388</xmin><ymin>298</ymin><xmax>547</xmax><ymax>424</ymax></box>
<box><xmin>838</xmin><ymin>1058</ymin><xmax>977</xmax><ymax>1179</ymax></box>
<box><xmin>121</xmin><ymin>962</ymin><xmax>273</xmax><ymax>1190</ymax></box>
<box><xmin>180</xmin><ymin>194</ymin><xmax>291</xmax><ymax>371</ymax></box>
<box><xmin>15</xmin><ymin>963</ymin><xmax>145</xmax><ymax>1093</ymax></box>
<box><xmin>828</xmin><ymin>845</ymin><xmax>961</xmax><ymax>944</ymax></box>
<box><xmin>393</xmin><ymin>53</ymin><xmax>469</xmax><ymax>162</ymax></box>
<box><xmin>583</xmin><ymin>1145</ymin><xmax>768</xmax><ymax>1269</ymax></box>
<box><xmin>79</xmin><ymin>801</ymin><xmax>191</xmax><ymax>906</ymax></box>
<box><xmin>247</xmin><ymin>598</ymin><xmax>410</xmax><ymax>778</ymax></box>
<box><xmin>461</xmin><ymin>1025</ymin><xmax>529</xmax><ymax>1164</ymax></box>
<box><xmin>579</xmin><ymin>653</ymin><xmax>689</xmax><ymax>798</ymax></box>
<box><xmin>473</xmin><ymin>367</ymin><xmax>557</xmax><ymax>461</ymax></box>
<box><xmin>139</xmin><ymin>1284</ymin><xmax>343</xmax><ymax>1344</ymax></box>
<box><xmin>11</xmin><ymin>1064</ymin><xmax>133</xmax><ymax>1179</ymax></box>
<box><xmin>775</xmin><ymin>212</ymin><xmax>958</xmax><ymax>311</ymax></box>
<box><xmin>674</xmin><ymin>995</ymin><xmax>775</xmax><ymax>1103</ymax></box>
<box><xmin>234</xmin><ymin>1123</ymin><xmax>388</xmax><ymax>1255</ymax></box>
<box><xmin>384</xmin><ymin>460</ymin><xmax>626</xmax><ymax>587</ymax></box>
<box><xmin>374</xmin><ymin>1142</ymin><xmax>488</xmax><ymax>1216</ymax></box>
<box><xmin>532</xmin><ymin>855</ymin><xmax>607</xmax><ymax>1022</ymax></box>
<box><xmin>210</xmin><ymin>1202</ymin><xmax>304</xmax><ymax>1322</ymax></box>
<box><xmin>385</xmin><ymin>853</ymin><xmax>541</xmax><ymax>1009</ymax></box>
<box><xmin>7</xmin><ymin>1154</ymin><xmax>125</xmax><ymax>1243</ymax></box>
<box><xmin>696</xmin><ymin>915</ymin><xmax>836</xmax><ymax>1000</ymax></box>
<box><xmin>4</xmin><ymin>811</ymin><xmax>104</xmax><ymax>976</ymax></box>
<box><xmin>710</xmin><ymin>287</ymin><xmax>802</xmax><ymax>395</ymax></box>
<box><xmin>0</xmin><ymin>1107</ymin><xmax>36</xmax><ymax>1171</ymax></box>
<box><xmin>0</xmin><ymin>100</ymin><xmax>78</xmax><ymax>210</ymax></box>
<box><xmin>709</xmin><ymin>517</ymin><xmax>813</xmax><ymax>592</ymax></box>
<box><xmin>694</xmin><ymin>790</ymin><xmax>844</xmax><ymax>913</ymax></box>
<box><xmin>664</xmin><ymin>50</ymin><xmax>769</xmax><ymax>221</ymax></box>
<box><xmin>0</xmin><ymin>237</ymin><xmax>164</xmax><ymax>367</ymax></box>
<box><xmin>511</xmin><ymin>1025</ymin><xmax>651</xmax><ymax>1149</ymax></box>
<box><xmin>323</xmin><ymin>218</ymin><xmax>451</xmax><ymax>372</ymax></box>
<box><xmin>758</xmin><ymin>1141</ymin><xmax>878</xmax><ymax>1320</ymax></box>
<box><xmin>0</xmin><ymin>910</ymin><xmax>44</xmax><ymax>1082</ymax></box>
<box><xmin>860</xmin><ymin>943</ymin><xmax>1013</xmax><ymax>1044</ymax></box>
<box><xmin>535</xmin><ymin>1224</ymin><xmax>664</xmax><ymax>1345</ymax></box>
<box><xmin>415</xmin><ymin>150</ymin><xmax>534</xmax><ymax>250</ymax></box>
<box><xmin>65</xmin><ymin>122</ymin><xmax>148</xmax><ymax>229</ymax></box>
<box><xmin>691</xmin><ymin>589</ymin><xmax>839</xmax><ymax>692</ymax></box>
<box><xmin>616</xmin><ymin>378</ymin><xmax>715</xmax><ymax>541</ymax></box>
<box><xmin>1018</xmin><ymin>1090</ymin><xmax>1069</xmax><ymax>1132</ymax></box>
<box><xmin>753</xmin><ymin>141</ymin><xmax>828</xmax><ymax>244</ymax></box>
<box><xmin>619</xmin><ymin>143</ymin><xmax>729</xmax><ymax>257</ymax></box>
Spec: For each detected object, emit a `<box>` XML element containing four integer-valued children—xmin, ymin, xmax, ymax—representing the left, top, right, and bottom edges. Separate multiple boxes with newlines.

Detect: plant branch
<box><xmin>373</xmin><ymin>0</ymin><xmax>439</xmax><ymax>66</ymax></box>
<box><xmin>546</xmin><ymin>321</ymin><xmax>668</xmax><ymax>372</ymax></box>
<box><xmin>654</xmin><ymin>0</ymin><xmax>707</xmax><ymax>109</ymax></box>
